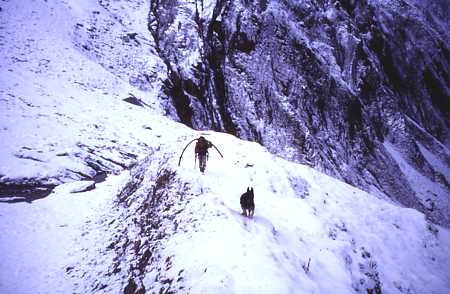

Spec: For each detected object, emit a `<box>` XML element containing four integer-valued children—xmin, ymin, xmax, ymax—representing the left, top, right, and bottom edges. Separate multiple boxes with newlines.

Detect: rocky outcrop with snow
<box><xmin>150</xmin><ymin>0</ymin><xmax>450</xmax><ymax>226</ymax></box>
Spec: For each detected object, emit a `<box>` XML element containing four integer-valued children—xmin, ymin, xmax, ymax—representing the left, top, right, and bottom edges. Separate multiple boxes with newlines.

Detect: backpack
<box><xmin>195</xmin><ymin>137</ymin><xmax>211</xmax><ymax>155</ymax></box>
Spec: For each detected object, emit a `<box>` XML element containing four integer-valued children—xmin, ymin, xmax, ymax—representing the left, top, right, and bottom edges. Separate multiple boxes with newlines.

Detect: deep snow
<box><xmin>0</xmin><ymin>0</ymin><xmax>165</xmax><ymax>190</ymax></box>
<box><xmin>1</xmin><ymin>0</ymin><xmax>450</xmax><ymax>294</ymax></box>
<box><xmin>0</xmin><ymin>174</ymin><xmax>129</xmax><ymax>293</ymax></box>
<box><xmin>140</xmin><ymin>132</ymin><xmax>450</xmax><ymax>294</ymax></box>
<box><xmin>4</xmin><ymin>130</ymin><xmax>449</xmax><ymax>293</ymax></box>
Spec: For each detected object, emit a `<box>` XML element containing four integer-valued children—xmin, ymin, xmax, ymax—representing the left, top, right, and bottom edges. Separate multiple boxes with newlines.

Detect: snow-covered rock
<box><xmin>151</xmin><ymin>0</ymin><xmax>450</xmax><ymax>226</ymax></box>
<box><xmin>53</xmin><ymin>180</ymin><xmax>96</xmax><ymax>194</ymax></box>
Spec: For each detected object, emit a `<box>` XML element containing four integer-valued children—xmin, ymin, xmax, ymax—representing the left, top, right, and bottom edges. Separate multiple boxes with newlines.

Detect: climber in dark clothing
<box><xmin>178</xmin><ymin>136</ymin><xmax>223</xmax><ymax>172</ymax></box>
<box><xmin>195</xmin><ymin>136</ymin><xmax>212</xmax><ymax>173</ymax></box>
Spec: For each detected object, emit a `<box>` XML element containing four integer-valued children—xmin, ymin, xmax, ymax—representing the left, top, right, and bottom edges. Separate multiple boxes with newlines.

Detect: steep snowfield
<box><xmin>3</xmin><ymin>130</ymin><xmax>449</xmax><ymax>294</ymax></box>
<box><xmin>1</xmin><ymin>0</ymin><xmax>450</xmax><ymax>294</ymax></box>
<box><xmin>384</xmin><ymin>141</ymin><xmax>450</xmax><ymax>223</ymax></box>
<box><xmin>0</xmin><ymin>0</ymin><xmax>165</xmax><ymax>193</ymax></box>
<box><xmin>130</xmin><ymin>132</ymin><xmax>450</xmax><ymax>294</ymax></box>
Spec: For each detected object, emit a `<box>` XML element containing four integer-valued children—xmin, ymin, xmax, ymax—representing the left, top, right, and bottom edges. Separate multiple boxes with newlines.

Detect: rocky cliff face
<box><xmin>147</xmin><ymin>0</ymin><xmax>449</xmax><ymax>225</ymax></box>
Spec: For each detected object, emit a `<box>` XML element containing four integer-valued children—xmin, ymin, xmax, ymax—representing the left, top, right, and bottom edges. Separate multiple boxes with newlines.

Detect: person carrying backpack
<box><xmin>195</xmin><ymin>136</ymin><xmax>212</xmax><ymax>173</ymax></box>
<box><xmin>178</xmin><ymin>135</ymin><xmax>223</xmax><ymax>173</ymax></box>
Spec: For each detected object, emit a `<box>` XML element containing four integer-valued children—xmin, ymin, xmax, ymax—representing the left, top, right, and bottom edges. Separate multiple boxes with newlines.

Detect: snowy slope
<box><xmin>0</xmin><ymin>0</ymin><xmax>166</xmax><ymax>198</ymax></box>
<box><xmin>1</xmin><ymin>0</ymin><xmax>450</xmax><ymax>294</ymax></box>
<box><xmin>3</xmin><ymin>128</ymin><xmax>449</xmax><ymax>294</ymax></box>
<box><xmin>61</xmin><ymin>131</ymin><xmax>450</xmax><ymax>294</ymax></box>
<box><xmin>0</xmin><ymin>174</ymin><xmax>128</xmax><ymax>293</ymax></box>
<box><xmin>384</xmin><ymin>141</ymin><xmax>450</xmax><ymax>223</ymax></box>
<box><xmin>0</xmin><ymin>112</ymin><xmax>192</xmax><ymax>293</ymax></box>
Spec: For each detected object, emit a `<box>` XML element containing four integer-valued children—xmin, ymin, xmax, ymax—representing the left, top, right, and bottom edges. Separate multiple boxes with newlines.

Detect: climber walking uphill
<box><xmin>178</xmin><ymin>136</ymin><xmax>224</xmax><ymax>173</ymax></box>
<box><xmin>195</xmin><ymin>136</ymin><xmax>212</xmax><ymax>173</ymax></box>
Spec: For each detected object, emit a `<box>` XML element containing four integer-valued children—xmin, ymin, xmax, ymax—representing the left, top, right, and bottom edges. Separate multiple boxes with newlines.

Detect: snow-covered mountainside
<box><xmin>0</xmin><ymin>0</ymin><xmax>167</xmax><ymax>202</ymax></box>
<box><xmin>2</xmin><ymin>131</ymin><xmax>450</xmax><ymax>293</ymax></box>
<box><xmin>1</xmin><ymin>0</ymin><xmax>450</xmax><ymax>294</ymax></box>
<box><xmin>150</xmin><ymin>0</ymin><xmax>450</xmax><ymax>226</ymax></box>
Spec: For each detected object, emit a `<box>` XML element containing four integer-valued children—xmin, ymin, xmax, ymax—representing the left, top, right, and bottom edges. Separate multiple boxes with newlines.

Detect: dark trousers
<box><xmin>198</xmin><ymin>153</ymin><xmax>207</xmax><ymax>172</ymax></box>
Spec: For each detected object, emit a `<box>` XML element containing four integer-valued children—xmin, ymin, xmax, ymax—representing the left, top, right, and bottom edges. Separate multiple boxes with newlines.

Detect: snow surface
<box><xmin>384</xmin><ymin>142</ymin><xmax>450</xmax><ymax>218</ymax></box>
<box><xmin>417</xmin><ymin>142</ymin><xmax>450</xmax><ymax>183</ymax></box>
<box><xmin>0</xmin><ymin>173</ymin><xmax>129</xmax><ymax>293</ymax></box>
<box><xmin>3</xmin><ymin>129</ymin><xmax>449</xmax><ymax>293</ymax></box>
<box><xmin>1</xmin><ymin>0</ymin><xmax>450</xmax><ymax>294</ymax></box>
<box><xmin>143</xmin><ymin>132</ymin><xmax>450</xmax><ymax>294</ymax></box>
<box><xmin>0</xmin><ymin>0</ymin><xmax>165</xmax><ymax>184</ymax></box>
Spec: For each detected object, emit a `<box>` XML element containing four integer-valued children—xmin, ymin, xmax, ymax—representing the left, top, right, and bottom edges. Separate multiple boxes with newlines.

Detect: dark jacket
<box><xmin>195</xmin><ymin>137</ymin><xmax>212</xmax><ymax>155</ymax></box>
